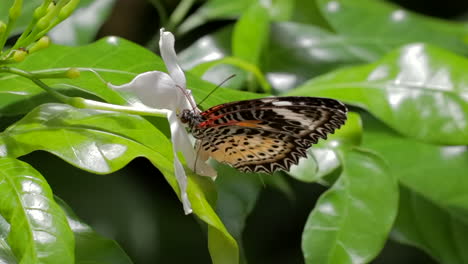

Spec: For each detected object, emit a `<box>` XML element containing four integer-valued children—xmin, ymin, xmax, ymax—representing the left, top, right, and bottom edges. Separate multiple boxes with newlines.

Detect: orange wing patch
<box><xmin>197</xmin><ymin>134</ymin><xmax>307</xmax><ymax>173</ymax></box>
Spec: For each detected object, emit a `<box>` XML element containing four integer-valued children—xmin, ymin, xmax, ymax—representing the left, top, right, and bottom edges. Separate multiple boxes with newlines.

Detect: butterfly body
<box><xmin>180</xmin><ymin>96</ymin><xmax>347</xmax><ymax>174</ymax></box>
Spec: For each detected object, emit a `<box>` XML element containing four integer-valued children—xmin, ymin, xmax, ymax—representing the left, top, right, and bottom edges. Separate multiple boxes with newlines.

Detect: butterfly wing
<box><xmin>196</xmin><ymin>96</ymin><xmax>347</xmax><ymax>173</ymax></box>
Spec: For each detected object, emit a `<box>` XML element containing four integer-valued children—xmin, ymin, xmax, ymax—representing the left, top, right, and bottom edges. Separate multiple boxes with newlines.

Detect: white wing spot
<box><xmin>272</xmin><ymin>101</ymin><xmax>293</xmax><ymax>106</ymax></box>
<box><xmin>272</xmin><ymin>108</ymin><xmax>317</xmax><ymax>127</ymax></box>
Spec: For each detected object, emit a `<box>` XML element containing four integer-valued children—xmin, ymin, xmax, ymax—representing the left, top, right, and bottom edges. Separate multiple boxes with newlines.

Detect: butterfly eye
<box><xmin>179</xmin><ymin>109</ymin><xmax>192</xmax><ymax>124</ymax></box>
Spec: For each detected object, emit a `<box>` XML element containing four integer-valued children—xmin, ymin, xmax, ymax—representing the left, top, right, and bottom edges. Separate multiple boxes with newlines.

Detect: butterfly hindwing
<box><xmin>197</xmin><ymin>129</ymin><xmax>309</xmax><ymax>173</ymax></box>
<box><xmin>194</xmin><ymin>96</ymin><xmax>347</xmax><ymax>173</ymax></box>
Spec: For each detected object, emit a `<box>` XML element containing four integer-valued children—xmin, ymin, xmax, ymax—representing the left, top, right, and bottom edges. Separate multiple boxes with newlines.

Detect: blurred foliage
<box><xmin>0</xmin><ymin>0</ymin><xmax>468</xmax><ymax>263</ymax></box>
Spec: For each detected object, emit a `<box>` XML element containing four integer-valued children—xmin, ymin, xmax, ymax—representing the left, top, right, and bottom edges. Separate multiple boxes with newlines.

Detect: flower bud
<box><xmin>29</xmin><ymin>36</ymin><xmax>50</xmax><ymax>53</ymax></box>
<box><xmin>36</xmin><ymin>2</ymin><xmax>56</xmax><ymax>30</ymax></box>
<box><xmin>12</xmin><ymin>49</ymin><xmax>27</xmax><ymax>62</ymax></box>
<box><xmin>9</xmin><ymin>0</ymin><xmax>23</xmax><ymax>21</ymax></box>
<box><xmin>0</xmin><ymin>21</ymin><xmax>6</xmax><ymax>34</ymax></box>
<box><xmin>66</xmin><ymin>68</ymin><xmax>80</xmax><ymax>79</ymax></box>
<box><xmin>33</xmin><ymin>1</ymin><xmax>51</xmax><ymax>20</ymax></box>
<box><xmin>58</xmin><ymin>0</ymin><xmax>80</xmax><ymax>20</ymax></box>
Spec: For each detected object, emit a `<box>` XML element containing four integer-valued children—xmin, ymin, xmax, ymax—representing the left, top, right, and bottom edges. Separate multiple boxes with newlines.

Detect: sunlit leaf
<box><xmin>362</xmin><ymin>114</ymin><xmax>468</xmax><ymax>215</ymax></box>
<box><xmin>0</xmin><ymin>158</ymin><xmax>74</xmax><ymax>263</ymax></box>
<box><xmin>288</xmin><ymin>112</ymin><xmax>362</xmax><ymax>183</ymax></box>
<box><xmin>0</xmin><ymin>104</ymin><xmax>238</xmax><ymax>264</ymax></box>
<box><xmin>289</xmin><ymin>43</ymin><xmax>468</xmax><ymax>145</ymax></box>
<box><xmin>302</xmin><ymin>149</ymin><xmax>398</xmax><ymax>264</ymax></box>
<box><xmin>317</xmin><ymin>0</ymin><xmax>468</xmax><ymax>55</ymax></box>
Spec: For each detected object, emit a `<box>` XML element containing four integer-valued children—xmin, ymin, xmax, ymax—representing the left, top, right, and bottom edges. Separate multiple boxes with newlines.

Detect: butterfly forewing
<box><xmin>192</xmin><ymin>96</ymin><xmax>347</xmax><ymax>174</ymax></box>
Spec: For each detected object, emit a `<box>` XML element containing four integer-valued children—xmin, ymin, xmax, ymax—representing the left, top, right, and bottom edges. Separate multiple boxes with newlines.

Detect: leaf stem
<box><xmin>166</xmin><ymin>0</ymin><xmax>195</xmax><ymax>33</ymax></box>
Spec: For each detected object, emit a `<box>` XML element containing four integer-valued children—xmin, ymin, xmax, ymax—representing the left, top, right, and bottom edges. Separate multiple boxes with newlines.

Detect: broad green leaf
<box><xmin>232</xmin><ymin>3</ymin><xmax>270</xmax><ymax>65</ymax></box>
<box><xmin>362</xmin><ymin>114</ymin><xmax>468</xmax><ymax>215</ymax></box>
<box><xmin>289</xmin><ymin>43</ymin><xmax>468</xmax><ymax>145</ymax></box>
<box><xmin>0</xmin><ymin>104</ymin><xmax>238</xmax><ymax>264</ymax></box>
<box><xmin>214</xmin><ymin>164</ymin><xmax>262</xmax><ymax>242</ymax></box>
<box><xmin>178</xmin><ymin>26</ymin><xmax>232</xmax><ymax>71</ymax></box>
<box><xmin>302</xmin><ymin>149</ymin><xmax>398</xmax><ymax>264</ymax></box>
<box><xmin>394</xmin><ymin>187</ymin><xmax>468</xmax><ymax>264</ymax></box>
<box><xmin>232</xmin><ymin>2</ymin><xmax>270</xmax><ymax>92</ymax></box>
<box><xmin>267</xmin><ymin>0</ymin><xmax>294</xmax><ymax>21</ymax></box>
<box><xmin>214</xmin><ymin>164</ymin><xmax>262</xmax><ymax>263</ymax></box>
<box><xmin>0</xmin><ymin>213</ymin><xmax>18</xmax><ymax>263</ymax></box>
<box><xmin>0</xmin><ymin>158</ymin><xmax>74</xmax><ymax>263</ymax></box>
<box><xmin>178</xmin><ymin>0</ymin><xmax>253</xmax><ymax>35</ymax></box>
<box><xmin>290</xmin><ymin>0</ymin><xmax>329</xmax><ymax>27</ymax></box>
<box><xmin>266</xmin><ymin>22</ymin><xmax>384</xmax><ymax>91</ymax></box>
<box><xmin>288</xmin><ymin>112</ymin><xmax>362</xmax><ymax>183</ymax></box>
<box><xmin>317</xmin><ymin>0</ymin><xmax>468</xmax><ymax>55</ymax></box>
<box><xmin>49</xmin><ymin>0</ymin><xmax>117</xmax><ymax>45</ymax></box>
<box><xmin>178</xmin><ymin>26</ymin><xmax>248</xmax><ymax>91</ymax></box>
<box><xmin>178</xmin><ymin>0</ymin><xmax>292</xmax><ymax>35</ymax></box>
<box><xmin>54</xmin><ymin>196</ymin><xmax>133</xmax><ymax>264</ymax></box>
<box><xmin>0</xmin><ymin>37</ymin><xmax>161</xmax><ymax>115</ymax></box>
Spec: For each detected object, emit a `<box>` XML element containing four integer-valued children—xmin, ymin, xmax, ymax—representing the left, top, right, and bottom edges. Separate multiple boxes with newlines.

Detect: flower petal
<box><xmin>167</xmin><ymin>112</ymin><xmax>217</xmax><ymax>178</ymax></box>
<box><xmin>173</xmin><ymin>151</ymin><xmax>192</xmax><ymax>215</ymax></box>
<box><xmin>159</xmin><ymin>28</ymin><xmax>186</xmax><ymax>89</ymax></box>
<box><xmin>109</xmin><ymin>71</ymin><xmax>189</xmax><ymax>110</ymax></box>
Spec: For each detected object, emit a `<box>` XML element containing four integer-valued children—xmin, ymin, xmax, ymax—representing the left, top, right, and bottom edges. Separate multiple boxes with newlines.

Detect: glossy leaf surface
<box><xmin>302</xmin><ymin>149</ymin><xmax>398</xmax><ymax>264</ymax></box>
<box><xmin>0</xmin><ymin>104</ymin><xmax>238</xmax><ymax>264</ymax></box>
<box><xmin>317</xmin><ymin>0</ymin><xmax>468</xmax><ymax>55</ymax></box>
<box><xmin>289</xmin><ymin>43</ymin><xmax>468</xmax><ymax>145</ymax></box>
<box><xmin>0</xmin><ymin>158</ymin><xmax>74</xmax><ymax>263</ymax></box>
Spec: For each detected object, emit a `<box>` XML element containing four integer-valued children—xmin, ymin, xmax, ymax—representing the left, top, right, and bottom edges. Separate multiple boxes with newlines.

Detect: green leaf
<box><xmin>178</xmin><ymin>0</ymin><xmax>292</xmax><ymax>35</ymax></box>
<box><xmin>232</xmin><ymin>3</ymin><xmax>270</xmax><ymax>65</ymax></box>
<box><xmin>49</xmin><ymin>0</ymin><xmax>117</xmax><ymax>45</ymax></box>
<box><xmin>178</xmin><ymin>0</ymin><xmax>254</xmax><ymax>35</ymax></box>
<box><xmin>178</xmin><ymin>25</ymin><xmax>248</xmax><ymax>91</ymax></box>
<box><xmin>231</xmin><ymin>2</ymin><xmax>270</xmax><ymax>92</ymax></box>
<box><xmin>0</xmin><ymin>103</ymin><xmax>238</xmax><ymax>264</ymax></box>
<box><xmin>394</xmin><ymin>187</ymin><xmax>468</xmax><ymax>264</ymax></box>
<box><xmin>266</xmin><ymin>22</ymin><xmax>384</xmax><ymax>91</ymax></box>
<box><xmin>288</xmin><ymin>112</ymin><xmax>362</xmax><ymax>183</ymax></box>
<box><xmin>0</xmin><ymin>37</ymin><xmax>162</xmax><ymax>115</ymax></box>
<box><xmin>54</xmin><ymin>196</ymin><xmax>132</xmax><ymax>264</ymax></box>
<box><xmin>302</xmin><ymin>149</ymin><xmax>398</xmax><ymax>264</ymax></box>
<box><xmin>362</xmin><ymin>113</ymin><xmax>468</xmax><ymax>215</ymax></box>
<box><xmin>213</xmin><ymin>164</ymin><xmax>262</xmax><ymax>263</ymax></box>
<box><xmin>0</xmin><ymin>158</ymin><xmax>74</xmax><ymax>263</ymax></box>
<box><xmin>289</xmin><ymin>43</ymin><xmax>468</xmax><ymax>145</ymax></box>
<box><xmin>290</xmin><ymin>0</ymin><xmax>329</xmax><ymax>27</ymax></box>
<box><xmin>214</xmin><ymin>164</ymin><xmax>261</xmax><ymax>241</ymax></box>
<box><xmin>0</xmin><ymin>214</ymin><xmax>18</xmax><ymax>263</ymax></box>
<box><xmin>317</xmin><ymin>0</ymin><xmax>468</xmax><ymax>55</ymax></box>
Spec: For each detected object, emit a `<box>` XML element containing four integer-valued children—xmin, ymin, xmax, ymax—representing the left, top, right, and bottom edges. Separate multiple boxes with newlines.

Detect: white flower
<box><xmin>108</xmin><ymin>29</ymin><xmax>217</xmax><ymax>215</ymax></box>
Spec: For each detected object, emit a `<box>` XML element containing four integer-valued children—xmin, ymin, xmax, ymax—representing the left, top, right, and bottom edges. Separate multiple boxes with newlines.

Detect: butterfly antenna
<box><xmin>196</xmin><ymin>74</ymin><xmax>236</xmax><ymax>108</ymax></box>
<box><xmin>176</xmin><ymin>84</ymin><xmax>198</xmax><ymax>111</ymax></box>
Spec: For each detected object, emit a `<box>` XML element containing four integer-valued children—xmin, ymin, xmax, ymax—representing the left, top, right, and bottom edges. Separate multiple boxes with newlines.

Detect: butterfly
<box><xmin>179</xmin><ymin>96</ymin><xmax>347</xmax><ymax>174</ymax></box>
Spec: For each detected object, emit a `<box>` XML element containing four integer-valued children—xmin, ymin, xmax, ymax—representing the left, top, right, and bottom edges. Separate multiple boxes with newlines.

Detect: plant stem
<box><xmin>166</xmin><ymin>0</ymin><xmax>195</xmax><ymax>33</ymax></box>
